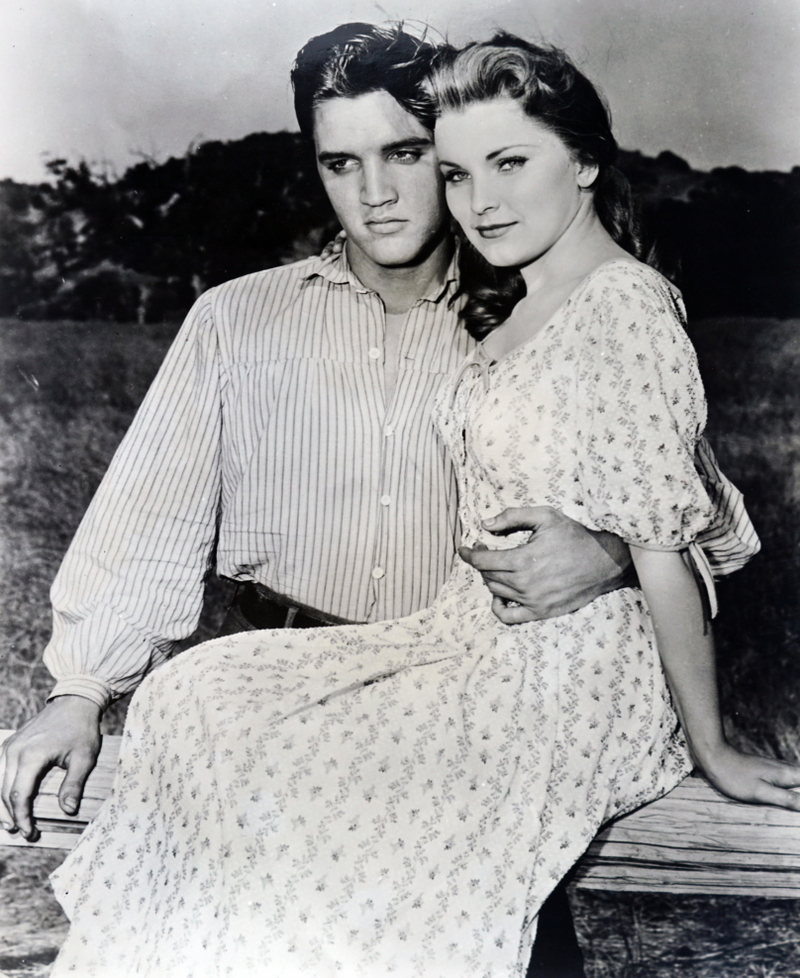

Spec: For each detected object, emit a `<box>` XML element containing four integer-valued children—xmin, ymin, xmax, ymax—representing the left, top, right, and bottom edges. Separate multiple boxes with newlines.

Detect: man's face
<box><xmin>313</xmin><ymin>90</ymin><xmax>449</xmax><ymax>270</ymax></box>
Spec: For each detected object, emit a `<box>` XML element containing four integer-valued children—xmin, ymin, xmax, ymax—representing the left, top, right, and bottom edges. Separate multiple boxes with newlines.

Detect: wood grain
<box><xmin>3</xmin><ymin>731</ymin><xmax>799</xmax><ymax>896</ymax></box>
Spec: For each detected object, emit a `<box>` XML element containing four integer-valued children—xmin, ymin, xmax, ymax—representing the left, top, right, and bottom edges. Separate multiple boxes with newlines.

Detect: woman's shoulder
<box><xmin>578</xmin><ymin>256</ymin><xmax>678</xmax><ymax>295</ymax></box>
<box><xmin>564</xmin><ymin>258</ymin><xmax>687</xmax><ymax>347</ymax></box>
<box><xmin>576</xmin><ymin>258</ymin><xmax>684</xmax><ymax>316</ymax></box>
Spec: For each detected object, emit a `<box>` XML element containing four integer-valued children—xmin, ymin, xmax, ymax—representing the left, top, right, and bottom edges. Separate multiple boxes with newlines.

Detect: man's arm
<box><xmin>2</xmin><ymin>292</ymin><xmax>224</xmax><ymax>839</ymax></box>
<box><xmin>459</xmin><ymin>506</ymin><xmax>632</xmax><ymax>624</ymax></box>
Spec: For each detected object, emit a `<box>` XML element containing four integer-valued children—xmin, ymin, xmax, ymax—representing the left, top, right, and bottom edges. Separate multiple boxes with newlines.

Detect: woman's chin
<box><xmin>466</xmin><ymin>236</ymin><xmax>532</xmax><ymax>269</ymax></box>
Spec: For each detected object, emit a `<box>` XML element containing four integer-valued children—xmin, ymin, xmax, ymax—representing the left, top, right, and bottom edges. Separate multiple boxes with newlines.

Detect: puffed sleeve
<box><xmin>575</xmin><ymin>264</ymin><xmax>715</xmax><ymax>550</ymax></box>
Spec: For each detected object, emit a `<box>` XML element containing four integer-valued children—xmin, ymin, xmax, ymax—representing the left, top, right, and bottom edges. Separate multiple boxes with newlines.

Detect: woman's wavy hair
<box><xmin>429</xmin><ymin>34</ymin><xmax>660</xmax><ymax>338</ymax></box>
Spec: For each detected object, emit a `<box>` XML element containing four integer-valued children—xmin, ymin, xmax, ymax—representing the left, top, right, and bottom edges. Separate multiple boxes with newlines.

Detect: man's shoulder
<box><xmin>190</xmin><ymin>255</ymin><xmax>338</xmax><ymax>343</ymax></box>
<box><xmin>207</xmin><ymin>255</ymin><xmax>324</xmax><ymax>306</ymax></box>
<box><xmin>186</xmin><ymin>255</ymin><xmax>344</xmax><ymax>357</ymax></box>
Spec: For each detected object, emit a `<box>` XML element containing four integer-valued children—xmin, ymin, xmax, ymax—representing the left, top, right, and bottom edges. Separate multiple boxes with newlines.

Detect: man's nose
<box><xmin>360</xmin><ymin>161</ymin><xmax>398</xmax><ymax>207</ymax></box>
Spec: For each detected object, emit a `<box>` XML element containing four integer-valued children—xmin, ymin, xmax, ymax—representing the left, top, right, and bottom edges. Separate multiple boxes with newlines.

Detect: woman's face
<box><xmin>435</xmin><ymin>97</ymin><xmax>597</xmax><ymax>268</ymax></box>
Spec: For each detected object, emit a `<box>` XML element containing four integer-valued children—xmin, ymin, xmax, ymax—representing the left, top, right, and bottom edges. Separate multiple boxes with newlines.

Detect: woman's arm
<box><xmin>631</xmin><ymin>545</ymin><xmax>800</xmax><ymax>811</ymax></box>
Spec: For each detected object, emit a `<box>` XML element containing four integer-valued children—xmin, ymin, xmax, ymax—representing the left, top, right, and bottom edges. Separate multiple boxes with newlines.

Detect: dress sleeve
<box><xmin>575</xmin><ymin>266</ymin><xmax>715</xmax><ymax>551</ymax></box>
<box><xmin>43</xmin><ymin>291</ymin><xmax>224</xmax><ymax>709</ymax></box>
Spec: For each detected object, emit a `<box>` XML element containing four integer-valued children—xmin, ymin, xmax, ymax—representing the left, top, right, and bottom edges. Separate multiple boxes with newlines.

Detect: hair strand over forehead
<box><xmin>292</xmin><ymin>22</ymin><xmax>444</xmax><ymax>139</ymax></box>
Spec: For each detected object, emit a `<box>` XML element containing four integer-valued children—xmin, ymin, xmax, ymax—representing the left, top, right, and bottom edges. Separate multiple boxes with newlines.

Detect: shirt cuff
<box><xmin>47</xmin><ymin>677</ymin><xmax>115</xmax><ymax>711</ymax></box>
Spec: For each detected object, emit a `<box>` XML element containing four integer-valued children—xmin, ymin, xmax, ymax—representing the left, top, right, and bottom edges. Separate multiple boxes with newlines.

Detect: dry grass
<box><xmin>0</xmin><ymin>315</ymin><xmax>798</xmax><ymax>975</ymax></box>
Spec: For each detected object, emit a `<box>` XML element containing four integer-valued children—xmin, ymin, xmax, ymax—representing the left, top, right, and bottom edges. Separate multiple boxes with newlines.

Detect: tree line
<box><xmin>1</xmin><ymin>133</ymin><xmax>798</xmax><ymax>322</ymax></box>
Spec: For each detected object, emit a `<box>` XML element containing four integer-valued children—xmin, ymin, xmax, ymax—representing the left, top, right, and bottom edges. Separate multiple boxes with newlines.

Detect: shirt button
<box><xmin>368</xmin><ymin>347</ymin><xmax>381</xmax><ymax>360</ymax></box>
<box><xmin>384</xmin><ymin>426</ymin><xmax>394</xmax><ymax>437</ymax></box>
<box><xmin>371</xmin><ymin>566</ymin><xmax>385</xmax><ymax>580</ymax></box>
<box><xmin>380</xmin><ymin>494</ymin><xmax>391</xmax><ymax>506</ymax></box>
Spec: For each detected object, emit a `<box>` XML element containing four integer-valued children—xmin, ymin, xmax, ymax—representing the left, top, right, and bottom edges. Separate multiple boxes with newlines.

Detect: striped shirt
<box><xmin>43</xmin><ymin>249</ymin><xmax>758</xmax><ymax>709</ymax></box>
<box><xmin>45</xmin><ymin>250</ymin><xmax>474</xmax><ymax>708</ymax></box>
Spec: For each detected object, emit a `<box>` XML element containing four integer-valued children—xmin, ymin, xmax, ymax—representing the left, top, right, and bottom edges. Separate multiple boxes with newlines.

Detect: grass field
<box><xmin>0</xmin><ymin>316</ymin><xmax>799</xmax><ymax>975</ymax></box>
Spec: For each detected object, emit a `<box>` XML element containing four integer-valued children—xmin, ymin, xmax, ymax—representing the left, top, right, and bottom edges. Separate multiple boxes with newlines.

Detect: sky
<box><xmin>1</xmin><ymin>0</ymin><xmax>799</xmax><ymax>183</ymax></box>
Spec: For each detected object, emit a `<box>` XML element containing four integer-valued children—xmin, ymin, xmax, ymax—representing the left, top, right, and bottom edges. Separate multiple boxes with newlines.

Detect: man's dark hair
<box><xmin>291</xmin><ymin>22</ymin><xmax>443</xmax><ymax>139</ymax></box>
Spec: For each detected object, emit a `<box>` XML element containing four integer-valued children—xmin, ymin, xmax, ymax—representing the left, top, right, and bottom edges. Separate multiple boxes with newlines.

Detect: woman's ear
<box><xmin>576</xmin><ymin>162</ymin><xmax>599</xmax><ymax>189</ymax></box>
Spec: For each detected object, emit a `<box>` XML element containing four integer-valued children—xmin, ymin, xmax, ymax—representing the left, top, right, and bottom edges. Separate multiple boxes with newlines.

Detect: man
<box><xmin>1</xmin><ymin>22</ymin><xmax>754</xmax><ymax>978</ymax></box>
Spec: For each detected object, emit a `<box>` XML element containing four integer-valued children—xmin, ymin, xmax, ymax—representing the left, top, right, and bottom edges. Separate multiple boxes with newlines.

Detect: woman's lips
<box><xmin>474</xmin><ymin>223</ymin><xmax>516</xmax><ymax>239</ymax></box>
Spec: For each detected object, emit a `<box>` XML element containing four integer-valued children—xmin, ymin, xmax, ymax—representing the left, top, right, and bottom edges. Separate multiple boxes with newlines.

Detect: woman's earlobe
<box><xmin>577</xmin><ymin>163</ymin><xmax>599</xmax><ymax>189</ymax></box>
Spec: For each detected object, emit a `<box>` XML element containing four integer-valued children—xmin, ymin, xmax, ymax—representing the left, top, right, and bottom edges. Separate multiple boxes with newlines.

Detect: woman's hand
<box><xmin>319</xmin><ymin>229</ymin><xmax>346</xmax><ymax>259</ymax></box>
<box><xmin>696</xmin><ymin>741</ymin><xmax>800</xmax><ymax>811</ymax></box>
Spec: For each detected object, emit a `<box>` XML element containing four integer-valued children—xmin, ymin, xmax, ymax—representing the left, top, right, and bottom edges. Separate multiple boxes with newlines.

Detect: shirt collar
<box><xmin>303</xmin><ymin>238</ymin><xmax>460</xmax><ymax>304</ymax></box>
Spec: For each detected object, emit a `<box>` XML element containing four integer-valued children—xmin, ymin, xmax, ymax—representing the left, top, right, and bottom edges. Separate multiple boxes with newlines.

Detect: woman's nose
<box><xmin>470</xmin><ymin>179</ymin><xmax>497</xmax><ymax>215</ymax></box>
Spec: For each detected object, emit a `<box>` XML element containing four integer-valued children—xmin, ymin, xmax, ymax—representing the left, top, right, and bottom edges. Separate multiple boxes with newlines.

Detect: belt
<box><xmin>234</xmin><ymin>582</ymin><xmax>356</xmax><ymax>630</ymax></box>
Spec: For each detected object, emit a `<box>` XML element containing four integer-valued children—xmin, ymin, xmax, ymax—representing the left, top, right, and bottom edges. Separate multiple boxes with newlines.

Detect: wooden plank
<box><xmin>3</xmin><ymin>730</ymin><xmax>800</xmax><ymax>897</ymax></box>
<box><xmin>573</xmin><ymin>774</ymin><xmax>800</xmax><ymax>895</ymax></box>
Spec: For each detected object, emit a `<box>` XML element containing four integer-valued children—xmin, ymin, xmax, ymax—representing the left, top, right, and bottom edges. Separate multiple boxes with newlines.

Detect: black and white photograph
<box><xmin>1</xmin><ymin>1</ymin><xmax>799</xmax><ymax>975</ymax></box>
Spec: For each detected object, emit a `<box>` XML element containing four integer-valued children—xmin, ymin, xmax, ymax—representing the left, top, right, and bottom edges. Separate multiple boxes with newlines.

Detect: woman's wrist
<box><xmin>688</xmin><ymin>735</ymin><xmax>736</xmax><ymax>775</ymax></box>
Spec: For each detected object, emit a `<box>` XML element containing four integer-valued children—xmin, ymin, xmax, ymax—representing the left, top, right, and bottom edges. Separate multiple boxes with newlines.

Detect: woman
<box><xmin>50</xmin><ymin>35</ymin><xmax>800</xmax><ymax>978</ymax></box>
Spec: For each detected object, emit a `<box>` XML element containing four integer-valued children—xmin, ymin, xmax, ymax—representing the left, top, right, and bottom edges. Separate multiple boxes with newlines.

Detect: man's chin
<box><xmin>349</xmin><ymin>229</ymin><xmax>449</xmax><ymax>271</ymax></box>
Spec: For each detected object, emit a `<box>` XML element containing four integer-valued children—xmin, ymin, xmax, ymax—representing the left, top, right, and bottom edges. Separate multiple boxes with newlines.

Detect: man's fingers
<box><xmin>58</xmin><ymin>749</ymin><xmax>97</xmax><ymax>816</ymax></box>
<box><xmin>1</xmin><ymin>746</ymin><xmax>19</xmax><ymax>830</ymax></box>
<box><xmin>459</xmin><ymin>544</ymin><xmax>523</xmax><ymax>574</ymax></box>
<box><xmin>491</xmin><ymin>596</ymin><xmax>539</xmax><ymax>625</ymax></box>
<box><xmin>483</xmin><ymin>506</ymin><xmax>558</xmax><ymax>535</ymax></box>
<box><xmin>481</xmin><ymin>579</ymin><xmax>521</xmax><ymax>602</ymax></box>
<box><xmin>6</xmin><ymin>760</ymin><xmax>42</xmax><ymax>841</ymax></box>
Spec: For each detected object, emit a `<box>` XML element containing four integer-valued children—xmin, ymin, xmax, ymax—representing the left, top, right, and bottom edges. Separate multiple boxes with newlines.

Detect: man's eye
<box><xmin>323</xmin><ymin>158</ymin><xmax>356</xmax><ymax>174</ymax></box>
<box><xmin>390</xmin><ymin>149</ymin><xmax>423</xmax><ymax>163</ymax></box>
<box><xmin>441</xmin><ymin>169</ymin><xmax>468</xmax><ymax>184</ymax></box>
<box><xmin>497</xmin><ymin>156</ymin><xmax>527</xmax><ymax>172</ymax></box>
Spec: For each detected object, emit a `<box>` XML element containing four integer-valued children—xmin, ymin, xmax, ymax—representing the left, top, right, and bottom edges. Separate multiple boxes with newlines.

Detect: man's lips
<box><xmin>474</xmin><ymin>222</ymin><xmax>516</xmax><ymax>239</ymax></box>
<box><xmin>365</xmin><ymin>218</ymin><xmax>407</xmax><ymax>234</ymax></box>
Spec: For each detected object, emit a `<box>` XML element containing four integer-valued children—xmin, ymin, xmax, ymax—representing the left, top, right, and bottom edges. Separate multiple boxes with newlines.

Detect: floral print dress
<box><xmin>50</xmin><ymin>260</ymin><xmax>713</xmax><ymax>978</ymax></box>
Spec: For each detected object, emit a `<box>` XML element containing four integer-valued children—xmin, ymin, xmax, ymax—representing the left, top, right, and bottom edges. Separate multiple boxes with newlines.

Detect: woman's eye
<box><xmin>442</xmin><ymin>169</ymin><xmax>469</xmax><ymax>184</ymax></box>
<box><xmin>497</xmin><ymin>156</ymin><xmax>527</xmax><ymax>172</ymax></box>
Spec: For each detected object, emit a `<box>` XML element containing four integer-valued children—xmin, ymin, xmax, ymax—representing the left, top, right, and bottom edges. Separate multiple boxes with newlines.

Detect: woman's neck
<box><xmin>518</xmin><ymin>203</ymin><xmax>627</xmax><ymax>299</ymax></box>
<box><xmin>481</xmin><ymin>210</ymin><xmax>631</xmax><ymax>363</ymax></box>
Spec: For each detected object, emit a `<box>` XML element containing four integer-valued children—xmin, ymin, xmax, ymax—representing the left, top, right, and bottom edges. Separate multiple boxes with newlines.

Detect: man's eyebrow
<box><xmin>382</xmin><ymin>136</ymin><xmax>433</xmax><ymax>154</ymax></box>
<box><xmin>317</xmin><ymin>136</ymin><xmax>433</xmax><ymax>165</ymax></box>
<box><xmin>317</xmin><ymin>150</ymin><xmax>355</xmax><ymax>164</ymax></box>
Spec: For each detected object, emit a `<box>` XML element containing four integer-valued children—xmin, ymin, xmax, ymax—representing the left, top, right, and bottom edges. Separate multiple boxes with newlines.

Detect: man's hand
<box><xmin>459</xmin><ymin>506</ymin><xmax>632</xmax><ymax>624</ymax></box>
<box><xmin>1</xmin><ymin>696</ymin><xmax>102</xmax><ymax>841</ymax></box>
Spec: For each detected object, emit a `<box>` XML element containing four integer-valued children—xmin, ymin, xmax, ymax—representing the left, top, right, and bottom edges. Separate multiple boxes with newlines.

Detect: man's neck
<box><xmin>346</xmin><ymin>236</ymin><xmax>454</xmax><ymax>315</ymax></box>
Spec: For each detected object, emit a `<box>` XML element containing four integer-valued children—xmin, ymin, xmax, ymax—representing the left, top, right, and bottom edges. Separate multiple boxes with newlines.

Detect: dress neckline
<box><xmin>477</xmin><ymin>257</ymin><xmax>642</xmax><ymax>372</ymax></box>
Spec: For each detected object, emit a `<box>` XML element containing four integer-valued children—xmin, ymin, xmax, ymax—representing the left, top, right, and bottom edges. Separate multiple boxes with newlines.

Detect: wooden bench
<box><xmin>2</xmin><ymin>730</ymin><xmax>799</xmax><ymax>897</ymax></box>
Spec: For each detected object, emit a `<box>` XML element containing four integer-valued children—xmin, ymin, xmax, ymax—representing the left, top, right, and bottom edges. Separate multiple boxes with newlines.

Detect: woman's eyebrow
<box><xmin>438</xmin><ymin>144</ymin><xmax>536</xmax><ymax>168</ymax></box>
<box><xmin>486</xmin><ymin>144</ymin><xmax>534</xmax><ymax>160</ymax></box>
